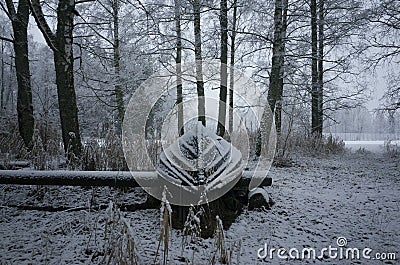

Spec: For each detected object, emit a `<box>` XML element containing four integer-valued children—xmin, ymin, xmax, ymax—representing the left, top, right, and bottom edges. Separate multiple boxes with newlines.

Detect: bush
<box><xmin>82</xmin><ymin>130</ymin><xmax>127</xmax><ymax>171</ymax></box>
<box><xmin>283</xmin><ymin>133</ymin><xmax>345</xmax><ymax>155</ymax></box>
<box><xmin>0</xmin><ymin>118</ymin><xmax>27</xmax><ymax>159</ymax></box>
<box><xmin>384</xmin><ymin>140</ymin><xmax>400</xmax><ymax>158</ymax></box>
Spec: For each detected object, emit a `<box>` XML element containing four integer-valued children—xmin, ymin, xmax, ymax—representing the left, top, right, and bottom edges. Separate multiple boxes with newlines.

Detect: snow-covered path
<box><xmin>0</xmin><ymin>151</ymin><xmax>398</xmax><ymax>264</ymax></box>
<box><xmin>229</xmin><ymin>152</ymin><xmax>399</xmax><ymax>264</ymax></box>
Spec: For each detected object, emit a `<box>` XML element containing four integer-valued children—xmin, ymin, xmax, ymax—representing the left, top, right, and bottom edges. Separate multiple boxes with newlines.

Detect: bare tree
<box><xmin>192</xmin><ymin>0</ymin><xmax>205</xmax><ymax>126</ymax></box>
<box><xmin>4</xmin><ymin>0</ymin><xmax>34</xmax><ymax>149</ymax></box>
<box><xmin>317</xmin><ymin>0</ymin><xmax>324</xmax><ymax>135</ymax></box>
<box><xmin>275</xmin><ymin>0</ymin><xmax>288</xmax><ymax>137</ymax></box>
<box><xmin>0</xmin><ymin>23</ymin><xmax>6</xmax><ymax>112</ymax></box>
<box><xmin>112</xmin><ymin>0</ymin><xmax>124</xmax><ymax>135</ymax></box>
<box><xmin>310</xmin><ymin>0</ymin><xmax>322</xmax><ymax>136</ymax></box>
<box><xmin>364</xmin><ymin>1</ymin><xmax>399</xmax><ymax>113</ymax></box>
<box><xmin>31</xmin><ymin>0</ymin><xmax>82</xmax><ymax>158</ymax></box>
<box><xmin>267</xmin><ymin>0</ymin><xmax>288</xmax><ymax>137</ymax></box>
<box><xmin>175</xmin><ymin>0</ymin><xmax>184</xmax><ymax>136</ymax></box>
<box><xmin>364</xmin><ymin>0</ymin><xmax>400</xmax><ymax>64</ymax></box>
<box><xmin>217</xmin><ymin>0</ymin><xmax>228</xmax><ymax>137</ymax></box>
<box><xmin>228</xmin><ymin>0</ymin><xmax>238</xmax><ymax>135</ymax></box>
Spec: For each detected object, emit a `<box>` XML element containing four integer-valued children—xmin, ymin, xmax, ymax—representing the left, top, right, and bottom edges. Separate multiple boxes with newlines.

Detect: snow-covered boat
<box><xmin>157</xmin><ymin>122</ymin><xmax>244</xmax><ymax>193</ymax></box>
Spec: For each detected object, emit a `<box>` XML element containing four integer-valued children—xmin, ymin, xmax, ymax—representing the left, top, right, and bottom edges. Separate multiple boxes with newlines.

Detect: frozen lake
<box><xmin>344</xmin><ymin>140</ymin><xmax>400</xmax><ymax>153</ymax></box>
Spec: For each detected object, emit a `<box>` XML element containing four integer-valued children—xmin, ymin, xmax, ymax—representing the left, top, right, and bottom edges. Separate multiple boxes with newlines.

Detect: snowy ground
<box><xmin>0</xmin><ymin>150</ymin><xmax>399</xmax><ymax>264</ymax></box>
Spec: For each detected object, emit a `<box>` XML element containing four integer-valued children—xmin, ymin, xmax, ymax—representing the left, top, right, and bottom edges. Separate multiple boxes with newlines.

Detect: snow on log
<box><xmin>0</xmin><ymin>170</ymin><xmax>156</xmax><ymax>187</ymax></box>
<box><xmin>0</xmin><ymin>170</ymin><xmax>271</xmax><ymax>188</ymax></box>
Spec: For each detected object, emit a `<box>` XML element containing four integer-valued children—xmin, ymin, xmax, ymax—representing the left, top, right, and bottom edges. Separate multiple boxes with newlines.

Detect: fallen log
<box><xmin>0</xmin><ymin>170</ymin><xmax>271</xmax><ymax>189</ymax></box>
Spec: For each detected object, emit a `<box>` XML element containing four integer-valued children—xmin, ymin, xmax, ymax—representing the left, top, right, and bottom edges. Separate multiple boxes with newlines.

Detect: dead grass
<box><xmin>101</xmin><ymin>201</ymin><xmax>140</xmax><ymax>265</ymax></box>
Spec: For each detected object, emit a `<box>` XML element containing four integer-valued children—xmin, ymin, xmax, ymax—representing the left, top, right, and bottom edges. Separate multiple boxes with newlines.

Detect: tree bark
<box><xmin>267</xmin><ymin>0</ymin><xmax>284</xmax><ymax>136</ymax></box>
<box><xmin>31</xmin><ymin>0</ymin><xmax>82</xmax><ymax>158</ymax></box>
<box><xmin>311</xmin><ymin>0</ymin><xmax>320</xmax><ymax>136</ymax></box>
<box><xmin>228</xmin><ymin>0</ymin><xmax>237</xmax><ymax>135</ymax></box>
<box><xmin>1</xmin><ymin>34</ymin><xmax>5</xmax><ymax>112</ymax></box>
<box><xmin>112</xmin><ymin>0</ymin><xmax>124</xmax><ymax>136</ymax></box>
<box><xmin>6</xmin><ymin>60</ymin><xmax>14</xmax><ymax>111</ymax></box>
<box><xmin>217</xmin><ymin>0</ymin><xmax>228</xmax><ymax>137</ymax></box>
<box><xmin>175</xmin><ymin>0</ymin><xmax>184</xmax><ymax>136</ymax></box>
<box><xmin>268</xmin><ymin>0</ymin><xmax>288</xmax><ymax>137</ymax></box>
<box><xmin>193</xmin><ymin>0</ymin><xmax>205</xmax><ymax>126</ymax></box>
<box><xmin>317</xmin><ymin>0</ymin><xmax>324</xmax><ymax>135</ymax></box>
<box><xmin>258</xmin><ymin>0</ymin><xmax>286</xmax><ymax>156</ymax></box>
<box><xmin>275</xmin><ymin>0</ymin><xmax>288</xmax><ymax>137</ymax></box>
<box><xmin>5</xmin><ymin>0</ymin><xmax>34</xmax><ymax>149</ymax></box>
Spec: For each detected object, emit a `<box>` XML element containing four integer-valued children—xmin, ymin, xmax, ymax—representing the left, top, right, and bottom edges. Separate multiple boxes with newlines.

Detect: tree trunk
<box><xmin>258</xmin><ymin>0</ymin><xmax>286</xmax><ymax>156</ymax></box>
<box><xmin>31</xmin><ymin>0</ymin><xmax>82</xmax><ymax>158</ymax></box>
<box><xmin>193</xmin><ymin>0</ymin><xmax>205</xmax><ymax>126</ymax></box>
<box><xmin>275</xmin><ymin>0</ymin><xmax>288</xmax><ymax>138</ymax></box>
<box><xmin>217</xmin><ymin>0</ymin><xmax>228</xmax><ymax>137</ymax></box>
<box><xmin>5</xmin><ymin>0</ymin><xmax>34</xmax><ymax>149</ymax></box>
<box><xmin>311</xmin><ymin>0</ymin><xmax>320</xmax><ymax>136</ymax></box>
<box><xmin>388</xmin><ymin>110</ymin><xmax>395</xmax><ymax>134</ymax></box>
<box><xmin>175</xmin><ymin>0</ymin><xmax>184</xmax><ymax>136</ymax></box>
<box><xmin>228</xmin><ymin>0</ymin><xmax>237</xmax><ymax>135</ymax></box>
<box><xmin>6</xmin><ymin>60</ymin><xmax>14</xmax><ymax>111</ymax></box>
<box><xmin>54</xmin><ymin>0</ymin><xmax>82</xmax><ymax>157</ymax></box>
<box><xmin>1</xmin><ymin>35</ymin><xmax>5</xmax><ymax>112</ymax></box>
<box><xmin>113</xmin><ymin>0</ymin><xmax>124</xmax><ymax>136</ymax></box>
<box><xmin>317</xmin><ymin>0</ymin><xmax>324</xmax><ymax>135</ymax></box>
<box><xmin>267</xmin><ymin>0</ymin><xmax>283</xmax><ymax>136</ymax></box>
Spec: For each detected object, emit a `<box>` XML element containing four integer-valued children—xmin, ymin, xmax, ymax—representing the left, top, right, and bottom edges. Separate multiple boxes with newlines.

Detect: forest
<box><xmin>0</xmin><ymin>0</ymin><xmax>398</xmax><ymax>161</ymax></box>
<box><xmin>0</xmin><ymin>0</ymin><xmax>399</xmax><ymax>264</ymax></box>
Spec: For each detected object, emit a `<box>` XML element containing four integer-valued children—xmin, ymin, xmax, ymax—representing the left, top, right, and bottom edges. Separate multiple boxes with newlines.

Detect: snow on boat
<box><xmin>157</xmin><ymin>122</ymin><xmax>244</xmax><ymax>193</ymax></box>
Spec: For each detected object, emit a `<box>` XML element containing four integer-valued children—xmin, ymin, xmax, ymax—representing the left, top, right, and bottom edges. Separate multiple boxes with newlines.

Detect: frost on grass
<box><xmin>102</xmin><ymin>201</ymin><xmax>140</xmax><ymax>265</ymax></box>
<box><xmin>154</xmin><ymin>187</ymin><xmax>172</xmax><ymax>265</ymax></box>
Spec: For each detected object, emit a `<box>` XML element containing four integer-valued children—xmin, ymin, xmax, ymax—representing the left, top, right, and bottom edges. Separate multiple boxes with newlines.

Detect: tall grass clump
<box><xmin>283</xmin><ymin>133</ymin><xmax>345</xmax><ymax>156</ymax></box>
<box><xmin>154</xmin><ymin>187</ymin><xmax>172</xmax><ymax>265</ymax></box>
<box><xmin>101</xmin><ymin>201</ymin><xmax>140</xmax><ymax>264</ymax></box>
<box><xmin>0</xmin><ymin>118</ymin><xmax>27</xmax><ymax>159</ymax></box>
<box><xmin>211</xmin><ymin>215</ymin><xmax>229</xmax><ymax>264</ymax></box>
<box><xmin>384</xmin><ymin>140</ymin><xmax>400</xmax><ymax>158</ymax></box>
<box><xmin>82</xmin><ymin>130</ymin><xmax>127</xmax><ymax>171</ymax></box>
<box><xmin>180</xmin><ymin>205</ymin><xmax>204</xmax><ymax>263</ymax></box>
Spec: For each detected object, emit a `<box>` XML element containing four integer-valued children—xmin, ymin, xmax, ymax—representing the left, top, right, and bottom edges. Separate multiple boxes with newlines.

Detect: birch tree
<box><xmin>192</xmin><ymin>0</ymin><xmax>205</xmax><ymax>126</ymax></box>
<box><xmin>217</xmin><ymin>0</ymin><xmax>228</xmax><ymax>137</ymax></box>
<box><xmin>175</xmin><ymin>0</ymin><xmax>184</xmax><ymax>136</ymax></box>
<box><xmin>310</xmin><ymin>0</ymin><xmax>320</xmax><ymax>136</ymax></box>
<box><xmin>228</xmin><ymin>0</ymin><xmax>238</xmax><ymax>135</ymax></box>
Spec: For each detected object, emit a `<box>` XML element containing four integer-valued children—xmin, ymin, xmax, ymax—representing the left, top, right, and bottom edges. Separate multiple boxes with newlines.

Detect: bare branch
<box><xmin>0</xmin><ymin>35</ymin><xmax>14</xmax><ymax>43</ymax></box>
<box><xmin>75</xmin><ymin>0</ymin><xmax>96</xmax><ymax>4</ymax></box>
<box><xmin>1</xmin><ymin>1</ymin><xmax>13</xmax><ymax>20</ymax></box>
<box><xmin>29</xmin><ymin>0</ymin><xmax>57</xmax><ymax>51</ymax></box>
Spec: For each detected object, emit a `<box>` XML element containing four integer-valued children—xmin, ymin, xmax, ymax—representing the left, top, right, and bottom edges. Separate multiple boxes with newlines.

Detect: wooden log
<box><xmin>0</xmin><ymin>170</ymin><xmax>153</xmax><ymax>187</ymax></box>
<box><xmin>0</xmin><ymin>170</ymin><xmax>271</xmax><ymax>189</ymax></box>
